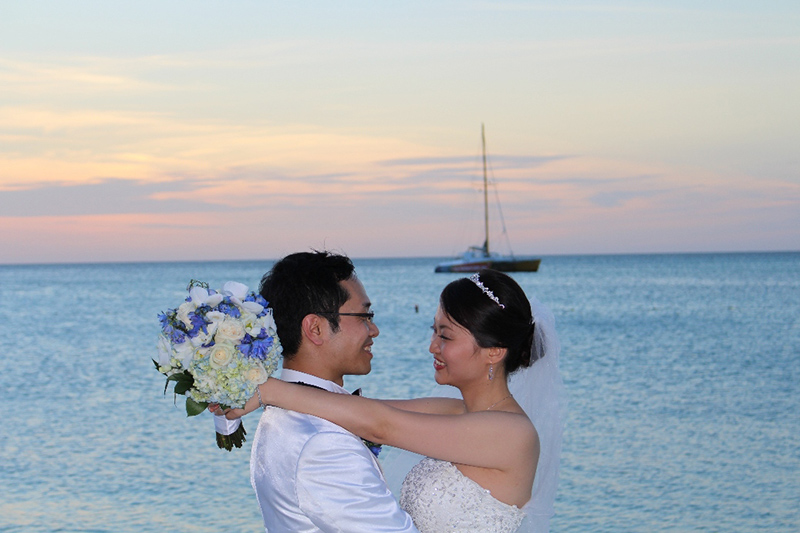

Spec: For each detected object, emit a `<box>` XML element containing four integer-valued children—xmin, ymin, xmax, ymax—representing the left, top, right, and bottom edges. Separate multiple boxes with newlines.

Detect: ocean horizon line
<box><xmin>1</xmin><ymin>249</ymin><xmax>798</xmax><ymax>268</ymax></box>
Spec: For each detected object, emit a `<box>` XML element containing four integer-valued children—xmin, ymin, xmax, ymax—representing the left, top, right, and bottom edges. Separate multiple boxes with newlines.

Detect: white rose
<box><xmin>215</xmin><ymin>317</ymin><xmax>246</xmax><ymax>344</ymax></box>
<box><xmin>245</xmin><ymin>364</ymin><xmax>269</xmax><ymax>385</ymax></box>
<box><xmin>209</xmin><ymin>343</ymin><xmax>236</xmax><ymax>369</ymax></box>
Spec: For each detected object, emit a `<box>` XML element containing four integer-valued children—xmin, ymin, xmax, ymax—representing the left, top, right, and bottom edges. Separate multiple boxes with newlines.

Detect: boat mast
<box><xmin>481</xmin><ymin>123</ymin><xmax>489</xmax><ymax>256</ymax></box>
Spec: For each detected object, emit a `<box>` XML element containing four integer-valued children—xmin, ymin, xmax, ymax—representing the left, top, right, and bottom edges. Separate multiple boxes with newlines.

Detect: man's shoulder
<box><xmin>256</xmin><ymin>407</ymin><xmax>360</xmax><ymax>449</ymax></box>
<box><xmin>252</xmin><ymin>408</ymin><xmax>375</xmax><ymax>471</ymax></box>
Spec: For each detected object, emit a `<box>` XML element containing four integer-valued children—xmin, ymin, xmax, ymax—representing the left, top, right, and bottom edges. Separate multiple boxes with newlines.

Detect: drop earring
<box><xmin>488</xmin><ymin>363</ymin><xmax>494</xmax><ymax>381</ymax></box>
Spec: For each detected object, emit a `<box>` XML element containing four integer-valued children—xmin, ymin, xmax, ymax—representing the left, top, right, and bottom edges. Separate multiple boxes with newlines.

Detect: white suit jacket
<box><xmin>250</xmin><ymin>369</ymin><xmax>418</xmax><ymax>532</ymax></box>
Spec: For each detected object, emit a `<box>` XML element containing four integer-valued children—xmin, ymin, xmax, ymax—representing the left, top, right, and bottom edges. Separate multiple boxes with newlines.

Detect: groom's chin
<box><xmin>352</xmin><ymin>358</ymin><xmax>373</xmax><ymax>376</ymax></box>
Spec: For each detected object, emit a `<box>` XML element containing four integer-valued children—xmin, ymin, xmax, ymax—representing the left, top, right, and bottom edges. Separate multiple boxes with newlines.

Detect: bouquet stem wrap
<box><xmin>214</xmin><ymin>414</ymin><xmax>246</xmax><ymax>451</ymax></box>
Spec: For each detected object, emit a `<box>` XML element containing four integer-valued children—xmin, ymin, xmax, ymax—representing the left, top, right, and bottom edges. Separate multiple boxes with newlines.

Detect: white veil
<box><xmin>381</xmin><ymin>295</ymin><xmax>565</xmax><ymax>533</ymax></box>
<box><xmin>513</xmin><ymin>295</ymin><xmax>566</xmax><ymax>533</ymax></box>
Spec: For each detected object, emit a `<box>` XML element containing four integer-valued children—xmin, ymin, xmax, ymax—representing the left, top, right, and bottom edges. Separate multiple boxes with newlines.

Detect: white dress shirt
<box><xmin>250</xmin><ymin>369</ymin><xmax>418</xmax><ymax>532</ymax></box>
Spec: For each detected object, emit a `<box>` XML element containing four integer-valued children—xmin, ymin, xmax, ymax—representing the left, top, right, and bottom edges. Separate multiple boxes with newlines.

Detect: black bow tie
<box><xmin>293</xmin><ymin>382</ymin><xmax>361</xmax><ymax>396</ymax></box>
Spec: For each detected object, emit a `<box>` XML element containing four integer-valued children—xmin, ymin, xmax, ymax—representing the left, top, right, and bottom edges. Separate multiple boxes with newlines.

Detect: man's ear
<box><xmin>301</xmin><ymin>314</ymin><xmax>325</xmax><ymax>346</ymax></box>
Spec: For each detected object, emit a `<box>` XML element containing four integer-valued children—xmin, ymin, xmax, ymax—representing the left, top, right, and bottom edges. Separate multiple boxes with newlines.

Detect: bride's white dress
<box><xmin>399</xmin><ymin>457</ymin><xmax>525</xmax><ymax>533</ymax></box>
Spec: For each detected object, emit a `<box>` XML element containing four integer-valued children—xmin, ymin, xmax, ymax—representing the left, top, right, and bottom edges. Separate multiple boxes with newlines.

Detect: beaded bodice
<box><xmin>399</xmin><ymin>457</ymin><xmax>525</xmax><ymax>533</ymax></box>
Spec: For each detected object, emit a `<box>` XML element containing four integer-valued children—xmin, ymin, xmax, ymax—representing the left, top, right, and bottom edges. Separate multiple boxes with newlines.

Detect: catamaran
<box><xmin>435</xmin><ymin>125</ymin><xmax>541</xmax><ymax>273</ymax></box>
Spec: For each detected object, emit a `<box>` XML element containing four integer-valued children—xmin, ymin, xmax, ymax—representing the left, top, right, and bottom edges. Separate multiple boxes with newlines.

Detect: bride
<box><xmin>225</xmin><ymin>270</ymin><xmax>565</xmax><ymax>532</ymax></box>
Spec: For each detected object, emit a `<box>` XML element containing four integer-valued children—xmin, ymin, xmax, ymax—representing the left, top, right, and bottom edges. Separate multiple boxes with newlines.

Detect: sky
<box><xmin>1</xmin><ymin>1</ymin><xmax>798</xmax><ymax>264</ymax></box>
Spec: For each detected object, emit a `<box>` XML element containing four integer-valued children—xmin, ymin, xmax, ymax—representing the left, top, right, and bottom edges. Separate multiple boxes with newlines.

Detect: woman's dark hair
<box><xmin>440</xmin><ymin>269</ymin><xmax>535</xmax><ymax>376</ymax></box>
<box><xmin>259</xmin><ymin>251</ymin><xmax>355</xmax><ymax>358</ymax></box>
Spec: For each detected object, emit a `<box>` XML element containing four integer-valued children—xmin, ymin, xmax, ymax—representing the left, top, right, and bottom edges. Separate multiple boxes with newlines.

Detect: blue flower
<box><xmin>250</xmin><ymin>327</ymin><xmax>267</xmax><ymax>340</ymax></box>
<box><xmin>217</xmin><ymin>302</ymin><xmax>240</xmax><ymax>318</ymax></box>
<box><xmin>186</xmin><ymin>312</ymin><xmax>208</xmax><ymax>337</ymax></box>
<box><xmin>245</xmin><ymin>293</ymin><xmax>268</xmax><ymax>308</ymax></box>
<box><xmin>158</xmin><ymin>311</ymin><xmax>171</xmax><ymax>329</ymax></box>
<box><xmin>170</xmin><ymin>329</ymin><xmax>187</xmax><ymax>344</ymax></box>
<box><xmin>362</xmin><ymin>439</ymin><xmax>382</xmax><ymax>458</ymax></box>
<box><xmin>239</xmin><ymin>337</ymin><xmax>274</xmax><ymax>359</ymax></box>
<box><xmin>159</xmin><ymin>311</ymin><xmax>187</xmax><ymax>343</ymax></box>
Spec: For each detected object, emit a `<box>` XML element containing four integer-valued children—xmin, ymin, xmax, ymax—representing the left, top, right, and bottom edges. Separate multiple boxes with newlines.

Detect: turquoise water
<box><xmin>1</xmin><ymin>253</ymin><xmax>798</xmax><ymax>532</ymax></box>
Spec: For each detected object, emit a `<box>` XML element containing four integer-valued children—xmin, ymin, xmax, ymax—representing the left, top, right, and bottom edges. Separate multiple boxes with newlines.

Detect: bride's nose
<box><xmin>429</xmin><ymin>333</ymin><xmax>440</xmax><ymax>354</ymax></box>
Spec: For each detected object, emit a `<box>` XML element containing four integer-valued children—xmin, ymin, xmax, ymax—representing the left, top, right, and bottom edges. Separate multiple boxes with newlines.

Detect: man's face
<box><xmin>324</xmin><ymin>277</ymin><xmax>379</xmax><ymax>382</ymax></box>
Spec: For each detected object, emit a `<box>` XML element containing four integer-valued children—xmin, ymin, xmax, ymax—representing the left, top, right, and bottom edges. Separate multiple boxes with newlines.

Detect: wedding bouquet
<box><xmin>155</xmin><ymin>280</ymin><xmax>282</xmax><ymax>450</ymax></box>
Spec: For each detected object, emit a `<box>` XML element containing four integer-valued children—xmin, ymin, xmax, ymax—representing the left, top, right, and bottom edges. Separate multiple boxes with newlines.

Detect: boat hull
<box><xmin>435</xmin><ymin>258</ymin><xmax>541</xmax><ymax>273</ymax></box>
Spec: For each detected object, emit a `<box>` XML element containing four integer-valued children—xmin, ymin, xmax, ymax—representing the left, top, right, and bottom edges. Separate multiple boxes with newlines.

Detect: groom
<box><xmin>249</xmin><ymin>251</ymin><xmax>417</xmax><ymax>532</ymax></box>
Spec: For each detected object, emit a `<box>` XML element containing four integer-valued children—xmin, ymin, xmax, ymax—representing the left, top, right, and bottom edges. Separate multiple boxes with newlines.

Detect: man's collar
<box><xmin>279</xmin><ymin>368</ymin><xmax>348</xmax><ymax>395</ymax></box>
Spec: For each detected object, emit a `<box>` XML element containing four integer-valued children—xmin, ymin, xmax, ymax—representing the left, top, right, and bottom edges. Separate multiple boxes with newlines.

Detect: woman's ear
<box><xmin>487</xmin><ymin>346</ymin><xmax>508</xmax><ymax>364</ymax></box>
<box><xmin>301</xmin><ymin>314</ymin><xmax>325</xmax><ymax>346</ymax></box>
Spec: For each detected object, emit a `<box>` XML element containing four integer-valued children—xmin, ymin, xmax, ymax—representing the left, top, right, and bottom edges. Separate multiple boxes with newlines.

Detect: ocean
<box><xmin>1</xmin><ymin>252</ymin><xmax>798</xmax><ymax>532</ymax></box>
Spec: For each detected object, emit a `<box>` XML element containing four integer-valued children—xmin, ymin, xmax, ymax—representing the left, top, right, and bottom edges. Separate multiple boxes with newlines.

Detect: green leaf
<box><xmin>173</xmin><ymin>380</ymin><xmax>192</xmax><ymax>395</ymax></box>
<box><xmin>167</xmin><ymin>371</ymin><xmax>190</xmax><ymax>383</ymax></box>
<box><xmin>186</xmin><ymin>397</ymin><xmax>208</xmax><ymax>417</ymax></box>
<box><xmin>166</xmin><ymin>370</ymin><xmax>193</xmax><ymax>395</ymax></box>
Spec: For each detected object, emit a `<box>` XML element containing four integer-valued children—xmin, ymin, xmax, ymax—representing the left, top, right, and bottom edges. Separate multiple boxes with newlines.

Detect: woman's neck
<box><xmin>460</xmin><ymin>379</ymin><xmax>513</xmax><ymax>413</ymax></box>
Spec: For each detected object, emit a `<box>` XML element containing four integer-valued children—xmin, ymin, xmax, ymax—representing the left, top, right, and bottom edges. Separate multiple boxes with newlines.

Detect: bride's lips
<box><xmin>433</xmin><ymin>358</ymin><xmax>445</xmax><ymax>371</ymax></box>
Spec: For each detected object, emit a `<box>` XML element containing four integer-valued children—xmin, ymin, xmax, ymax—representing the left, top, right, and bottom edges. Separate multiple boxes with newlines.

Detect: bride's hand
<box><xmin>208</xmin><ymin>379</ymin><xmax>271</xmax><ymax>419</ymax></box>
<box><xmin>220</xmin><ymin>380</ymin><xmax>270</xmax><ymax>419</ymax></box>
<box><xmin>208</xmin><ymin>402</ymin><xmax>244</xmax><ymax>420</ymax></box>
<box><xmin>223</xmin><ymin>406</ymin><xmax>248</xmax><ymax>419</ymax></box>
<box><xmin>208</xmin><ymin>401</ymin><xmax>250</xmax><ymax>419</ymax></box>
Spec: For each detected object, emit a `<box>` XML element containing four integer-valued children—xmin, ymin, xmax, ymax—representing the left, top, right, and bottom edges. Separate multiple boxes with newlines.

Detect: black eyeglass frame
<box><xmin>315</xmin><ymin>311</ymin><xmax>375</xmax><ymax>323</ymax></box>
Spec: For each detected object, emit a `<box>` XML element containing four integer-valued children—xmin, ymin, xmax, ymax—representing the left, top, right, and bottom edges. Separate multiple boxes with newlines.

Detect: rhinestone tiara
<box><xmin>468</xmin><ymin>273</ymin><xmax>505</xmax><ymax>309</ymax></box>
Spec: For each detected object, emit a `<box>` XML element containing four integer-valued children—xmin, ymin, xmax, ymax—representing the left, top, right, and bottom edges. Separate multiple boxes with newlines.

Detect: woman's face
<box><xmin>429</xmin><ymin>305</ymin><xmax>486</xmax><ymax>386</ymax></box>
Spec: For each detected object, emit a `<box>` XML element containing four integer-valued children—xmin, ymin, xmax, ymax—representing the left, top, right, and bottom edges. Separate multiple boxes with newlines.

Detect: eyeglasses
<box><xmin>316</xmin><ymin>311</ymin><xmax>375</xmax><ymax>324</ymax></box>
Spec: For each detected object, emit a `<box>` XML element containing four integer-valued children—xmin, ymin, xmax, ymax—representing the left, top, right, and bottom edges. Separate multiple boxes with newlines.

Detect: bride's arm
<box><xmin>224</xmin><ymin>382</ymin><xmax>463</xmax><ymax>417</ymax></box>
<box><xmin>228</xmin><ymin>378</ymin><xmax>535</xmax><ymax>471</ymax></box>
<box><xmin>380</xmin><ymin>397</ymin><xmax>465</xmax><ymax>415</ymax></box>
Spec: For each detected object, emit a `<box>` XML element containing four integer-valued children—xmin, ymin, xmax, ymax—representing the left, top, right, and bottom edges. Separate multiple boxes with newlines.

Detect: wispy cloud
<box><xmin>0</xmin><ymin>178</ymin><xmax>218</xmax><ymax>217</ymax></box>
<box><xmin>0</xmin><ymin>57</ymin><xmax>172</xmax><ymax>95</ymax></box>
<box><xmin>380</xmin><ymin>154</ymin><xmax>568</xmax><ymax>168</ymax></box>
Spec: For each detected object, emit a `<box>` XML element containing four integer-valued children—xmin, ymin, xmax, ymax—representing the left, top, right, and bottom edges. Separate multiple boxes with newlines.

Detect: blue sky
<box><xmin>1</xmin><ymin>1</ymin><xmax>798</xmax><ymax>263</ymax></box>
